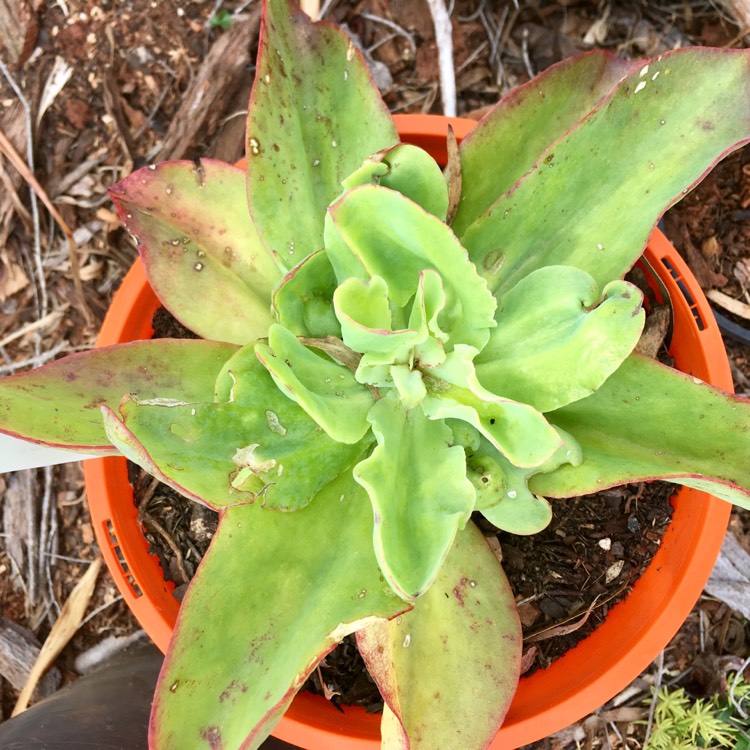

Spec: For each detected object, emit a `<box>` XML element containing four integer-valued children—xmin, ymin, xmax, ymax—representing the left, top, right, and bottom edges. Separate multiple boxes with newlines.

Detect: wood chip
<box><xmin>634</xmin><ymin>304</ymin><xmax>670</xmax><ymax>358</ymax></box>
<box><xmin>707</xmin><ymin>288</ymin><xmax>750</xmax><ymax>321</ymax></box>
<box><xmin>701</xmin><ymin>235</ymin><xmax>721</xmax><ymax>259</ymax></box>
<box><xmin>0</xmin><ymin>0</ymin><xmax>39</xmax><ymax>70</ymax></box>
<box><xmin>299</xmin><ymin>0</ymin><xmax>320</xmax><ymax>17</ymax></box>
<box><xmin>2</xmin><ymin>471</ymin><xmax>34</xmax><ymax>586</ymax></box>
<box><xmin>598</xmin><ymin>706</ymin><xmax>648</xmax><ymax>723</ymax></box>
<box><xmin>734</xmin><ymin>257</ymin><xmax>750</xmax><ymax>287</ymax></box>
<box><xmin>714</xmin><ymin>0</ymin><xmax>750</xmax><ymax>33</ymax></box>
<box><xmin>706</xmin><ymin>531</ymin><xmax>750</xmax><ymax>620</ymax></box>
<box><xmin>519</xmin><ymin>645</ymin><xmax>538</xmax><ymax>675</ymax></box>
<box><xmin>158</xmin><ymin>9</ymin><xmax>261</xmax><ymax>161</ymax></box>
<box><xmin>0</xmin><ymin>247</ymin><xmax>29</xmax><ymax>301</ymax></box>
<box><xmin>605</xmin><ymin>559</ymin><xmax>625</xmax><ymax>584</ymax></box>
<box><xmin>0</xmin><ymin>616</ymin><xmax>60</xmax><ymax>699</ymax></box>
<box><xmin>36</xmin><ymin>56</ymin><xmax>73</xmax><ymax>128</ymax></box>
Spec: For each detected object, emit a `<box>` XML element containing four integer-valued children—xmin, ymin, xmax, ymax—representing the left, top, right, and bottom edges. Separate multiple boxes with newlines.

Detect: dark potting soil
<box><xmin>129</xmin><ymin>307</ymin><xmax>675</xmax><ymax>712</ymax></box>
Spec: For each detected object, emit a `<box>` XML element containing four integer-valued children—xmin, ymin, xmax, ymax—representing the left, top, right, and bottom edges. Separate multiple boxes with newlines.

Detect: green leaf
<box><xmin>425</xmin><ymin>346</ymin><xmax>563</xmax><ymax>469</ymax></box>
<box><xmin>334</xmin><ymin>275</ymin><xmax>421</xmax><ymax>355</ymax></box>
<box><xmin>531</xmin><ymin>353</ymin><xmax>750</xmax><ymax>508</ymax></box>
<box><xmin>0</xmin><ymin>340</ymin><xmax>237</xmax><ymax>452</ymax></box>
<box><xmin>272</xmin><ymin>250</ymin><xmax>341</xmax><ymax>338</ymax></box>
<box><xmin>110</xmin><ymin>160</ymin><xmax>278</xmax><ymax>345</ymax></box>
<box><xmin>357</xmin><ymin>521</ymin><xmax>522</xmax><ymax>749</ymax></box>
<box><xmin>451</xmin><ymin>51</ymin><xmax>636</xmax><ymax>236</ymax></box>
<box><xmin>256</xmin><ymin>324</ymin><xmax>374</xmax><ymax>444</ymax></box>
<box><xmin>334</xmin><ymin>271</ymin><xmax>449</xmax><ymax>394</ymax></box>
<box><xmin>341</xmin><ymin>144</ymin><xmax>448</xmax><ymax>220</ymax></box>
<box><xmin>209</xmin><ymin>8</ymin><xmax>232</xmax><ymax>29</ymax></box>
<box><xmin>390</xmin><ymin>365</ymin><xmax>428</xmax><ymax>410</ymax></box>
<box><xmin>472</xmin><ymin>429</ymin><xmax>582</xmax><ymax>535</ymax></box>
<box><xmin>326</xmin><ymin>184</ymin><xmax>496</xmax><ymax>350</ymax></box>
<box><xmin>246</xmin><ymin>0</ymin><xmax>398</xmax><ymax>270</ymax></box>
<box><xmin>408</xmin><ymin>268</ymin><xmax>449</xmax><ymax>353</ymax></box>
<box><xmin>475</xmin><ymin>266</ymin><xmax>645</xmax><ymax>412</ymax></box>
<box><xmin>376</xmin><ymin>144</ymin><xmax>449</xmax><ymax>219</ymax></box>
<box><xmin>101</xmin><ymin>344</ymin><xmax>369</xmax><ymax>511</ymax></box>
<box><xmin>150</xmin><ymin>471</ymin><xmax>408</xmax><ymax>750</ymax></box>
<box><xmin>353</xmin><ymin>394</ymin><xmax>475</xmax><ymax>600</ymax></box>
<box><xmin>461</xmin><ymin>48</ymin><xmax>750</xmax><ymax>295</ymax></box>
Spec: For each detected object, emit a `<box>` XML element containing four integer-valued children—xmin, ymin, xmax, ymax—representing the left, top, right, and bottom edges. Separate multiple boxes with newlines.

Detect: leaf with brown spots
<box><xmin>110</xmin><ymin>159</ymin><xmax>280</xmax><ymax>346</ymax></box>
<box><xmin>357</xmin><ymin>522</ymin><xmax>521</xmax><ymax>750</ymax></box>
<box><xmin>533</xmin><ymin>353</ymin><xmax>750</xmax><ymax>509</ymax></box>
<box><xmin>150</xmin><ymin>471</ymin><xmax>408</xmax><ymax>750</ymax></box>
<box><xmin>245</xmin><ymin>0</ymin><xmax>398</xmax><ymax>271</ymax></box>
<box><xmin>460</xmin><ymin>48</ymin><xmax>750</xmax><ymax>296</ymax></box>
<box><xmin>0</xmin><ymin>340</ymin><xmax>237</xmax><ymax>453</ymax></box>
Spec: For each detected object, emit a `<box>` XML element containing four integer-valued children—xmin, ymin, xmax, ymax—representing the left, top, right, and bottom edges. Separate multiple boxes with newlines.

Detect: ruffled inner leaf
<box><xmin>353</xmin><ymin>394</ymin><xmax>475</xmax><ymax>600</ymax></box>
<box><xmin>256</xmin><ymin>324</ymin><xmax>374</xmax><ymax>445</ymax></box>
<box><xmin>475</xmin><ymin>266</ymin><xmax>645</xmax><ymax>412</ymax></box>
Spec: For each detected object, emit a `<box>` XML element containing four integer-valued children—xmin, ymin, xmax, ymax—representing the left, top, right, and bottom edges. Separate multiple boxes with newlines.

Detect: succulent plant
<box><xmin>2</xmin><ymin>1</ymin><xmax>750</xmax><ymax>748</ymax></box>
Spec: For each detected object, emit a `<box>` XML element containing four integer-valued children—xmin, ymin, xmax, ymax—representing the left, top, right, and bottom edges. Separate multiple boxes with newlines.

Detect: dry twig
<box><xmin>426</xmin><ymin>0</ymin><xmax>457</xmax><ymax>117</ymax></box>
<box><xmin>12</xmin><ymin>557</ymin><xmax>102</xmax><ymax>716</ymax></box>
<box><xmin>0</xmin><ymin>126</ymin><xmax>93</xmax><ymax>326</ymax></box>
<box><xmin>525</xmin><ymin>595</ymin><xmax>601</xmax><ymax>644</ymax></box>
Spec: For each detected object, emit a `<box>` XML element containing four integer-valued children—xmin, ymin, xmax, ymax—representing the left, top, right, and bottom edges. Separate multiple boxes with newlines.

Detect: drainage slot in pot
<box><xmin>661</xmin><ymin>257</ymin><xmax>707</xmax><ymax>331</ymax></box>
<box><xmin>104</xmin><ymin>519</ymin><xmax>144</xmax><ymax>597</ymax></box>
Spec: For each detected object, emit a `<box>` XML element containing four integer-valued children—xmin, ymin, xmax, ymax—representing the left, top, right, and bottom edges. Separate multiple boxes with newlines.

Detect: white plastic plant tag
<box><xmin>0</xmin><ymin>433</ymin><xmax>98</xmax><ymax>472</ymax></box>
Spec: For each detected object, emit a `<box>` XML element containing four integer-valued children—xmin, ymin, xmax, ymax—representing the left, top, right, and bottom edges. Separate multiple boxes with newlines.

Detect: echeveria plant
<box><xmin>2</xmin><ymin>1</ymin><xmax>750</xmax><ymax>747</ymax></box>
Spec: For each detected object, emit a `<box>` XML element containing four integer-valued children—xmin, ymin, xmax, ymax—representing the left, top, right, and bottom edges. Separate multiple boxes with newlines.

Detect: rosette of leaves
<box><xmin>2</xmin><ymin>1</ymin><xmax>750</xmax><ymax>748</ymax></box>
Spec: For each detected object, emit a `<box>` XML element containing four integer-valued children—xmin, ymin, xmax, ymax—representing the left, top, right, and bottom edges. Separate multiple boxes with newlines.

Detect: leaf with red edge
<box><xmin>110</xmin><ymin>159</ymin><xmax>280</xmax><ymax>346</ymax></box>
<box><xmin>100</xmin><ymin>343</ymin><xmax>371</xmax><ymax>511</ymax></box>
<box><xmin>532</xmin><ymin>354</ymin><xmax>750</xmax><ymax>507</ymax></box>
<box><xmin>0</xmin><ymin>340</ymin><xmax>237</xmax><ymax>452</ymax></box>
<box><xmin>246</xmin><ymin>0</ymin><xmax>398</xmax><ymax>270</ymax></box>
<box><xmin>150</xmin><ymin>471</ymin><xmax>408</xmax><ymax>750</ymax></box>
<box><xmin>357</xmin><ymin>521</ymin><xmax>521</xmax><ymax>750</ymax></box>
<box><xmin>461</xmin><ymin>48</ymin><xmax>750</xmax><ymax>296</ymax></box>
<box><xmin>452</xmin><ymin>50</ymin><xmax>636</xmax><ymax>236</ymax></box>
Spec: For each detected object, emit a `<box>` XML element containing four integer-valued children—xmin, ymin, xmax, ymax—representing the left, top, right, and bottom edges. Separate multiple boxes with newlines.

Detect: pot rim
<box><xmin>84</xmin><ymin>113</ymin><xmax>732</xmax><ymax>749</ymax></box>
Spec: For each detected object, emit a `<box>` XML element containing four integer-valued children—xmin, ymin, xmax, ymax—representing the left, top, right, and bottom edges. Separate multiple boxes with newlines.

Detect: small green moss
<box><xmin>644</xmin><ymin>674</ymin><xmax>750</xmax><ymax>749</ymax></box>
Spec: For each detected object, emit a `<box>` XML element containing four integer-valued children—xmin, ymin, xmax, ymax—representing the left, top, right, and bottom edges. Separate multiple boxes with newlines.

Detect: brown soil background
<box><xmin>1</xmin><ymin>1</ymin><xmax>750</xmax><ymax>748</ymax></box>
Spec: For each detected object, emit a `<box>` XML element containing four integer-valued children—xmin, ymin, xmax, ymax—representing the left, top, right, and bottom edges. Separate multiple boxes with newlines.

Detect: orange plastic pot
<box><xmin>84</xmin><ymin>114</ymin><xmax>732</xmax><ymax>749</ymax></box>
